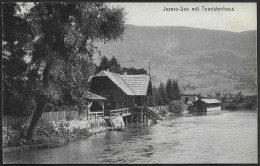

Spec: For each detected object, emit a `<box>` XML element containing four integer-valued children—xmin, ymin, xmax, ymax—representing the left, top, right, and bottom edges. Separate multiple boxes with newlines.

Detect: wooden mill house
<box><xmin>87</xmin><ymin>70</ymin><xmax>160</xmax><ymax>123</ymax></box>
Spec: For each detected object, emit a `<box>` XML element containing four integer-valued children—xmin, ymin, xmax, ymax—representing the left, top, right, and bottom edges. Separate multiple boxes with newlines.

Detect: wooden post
<box><xmin>140</xmin><ymin>107</ymin><xmax>143</xmax><ymax>123</ymax></box>
<box><xmin>121</xmin><ymin>93</ymin><xmax>123</xmax><ymax>110</ymax></box>
<box><xmin>127</xmin><ymin>96</ymin><xmax>129</xmax><ymax>108</ymax></box>
<box><xmin>98</xmin><ymin>101</ymin><xmax>105</xmax><ymax>119</ymax></box>
<box><xmin>102</xmin><ymin>102</ymin><xmax>104</xmax><ymax>119</ymax></box>
<box><xmin>129</xmin><ymin>97</ymin><xmax>131</xmax><ymax>108</ymax></box>
<box><xmin>87</xmin><ymin>101</ymin><xmax>89</xmax><ymax>120</ymax></box>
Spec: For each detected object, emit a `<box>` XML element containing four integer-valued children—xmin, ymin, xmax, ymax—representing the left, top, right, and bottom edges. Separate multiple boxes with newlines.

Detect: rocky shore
<box><xmin>3</xmin><ymin>116</ymin><xmax>125</xmax><ymax>154</ymax></box>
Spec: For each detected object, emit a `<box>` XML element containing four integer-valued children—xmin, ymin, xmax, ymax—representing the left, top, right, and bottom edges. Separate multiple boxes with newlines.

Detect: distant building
<box><xmin>188</xmin><ymin>99</ymin><xmax>222</xmax><ymax>113</ymax></box>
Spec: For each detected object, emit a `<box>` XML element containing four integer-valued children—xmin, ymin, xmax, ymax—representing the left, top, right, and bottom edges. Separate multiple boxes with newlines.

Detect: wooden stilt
<box><xmin>98</xmin><ymin>101</ymin><xmax>105</xmax><ymax>119</ymax></box>
<box><xmin>87</xmin><ymin>102</ymin><xmax>89</xmax><ymax>120</ymax></box>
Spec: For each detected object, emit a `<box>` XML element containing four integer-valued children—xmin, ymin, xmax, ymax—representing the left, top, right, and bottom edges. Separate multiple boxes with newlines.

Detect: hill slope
<box><xmin>94</xmin><ymin>25</ymin><xmax>257</xmax><ymax>96</ymax></box>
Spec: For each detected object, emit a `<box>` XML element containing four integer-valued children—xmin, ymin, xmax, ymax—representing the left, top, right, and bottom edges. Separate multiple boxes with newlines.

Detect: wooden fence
<box><xmin>148</xmin><ymin>105</ymin><xmax>168</xmax><ymax>112</ymax></box>
<box><xmin>3</xmin><ymin>111</ymin><xmax>79</xmax><ymax>127</ymax></box>
<box><xmin>3</xmin><ymin>107</ymin><xmax>149</xmax><ymax>127</ymax></box>
<box><xmin>88</xmin><ymin>111</ymin><xmax>104</xmax><ymax>119</ymax></box>
<box><xmin>104</xmin><ymin>108</ymin><xmax>131</xmax><ymax>118</ymax></box>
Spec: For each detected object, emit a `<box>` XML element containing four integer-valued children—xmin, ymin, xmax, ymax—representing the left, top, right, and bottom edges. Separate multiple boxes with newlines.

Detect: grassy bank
<box><xmin>3</xmin><ymin>117</ymin><xmax>124</xmax><ymax>154</ymax></box>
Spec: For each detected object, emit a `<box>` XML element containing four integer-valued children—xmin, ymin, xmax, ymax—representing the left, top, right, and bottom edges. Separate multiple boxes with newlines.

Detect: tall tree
<box><xmin>109</xmin><ymin>56</ymin><xmax>121</xmax><ymax>74</ymax></box>
<box><xmin>172</xmin><ymin>80</ymin><xmax>181</xmax><ymax>100</ymax></box>
<box><xmin>166</xmin><ymin>79</ymin><xmax>173</xmax><ymax>102</ymax></box>
<box><xmin>158</xmin><ymin>83</ymin><xmax>169</xmax><ymax>104</ymax></box>
<box><xmin>147</xmin><ymin>86</ymin><xmax>156</xmax><ymax>107</ymax></box>
<box><xmin>96</xmin><ymin>56</ymin><xmax>109</xmax><ymax>73</ymax></box>
<box><xmin>154</xmin><ymin>86</ymin><xmax>164</xmax><ymax>106</ymax></box>
<box><xmin>21</xmin><ymin>2</ymin><xmax>125</xmax><ymax>141</ymax></box>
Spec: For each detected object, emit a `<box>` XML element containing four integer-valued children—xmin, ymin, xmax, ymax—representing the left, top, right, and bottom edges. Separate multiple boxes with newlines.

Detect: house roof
<box><xmin>95</xmin><ymin>71</ymin><xmax>135</xmax><ymax>95</ymax></box>
<box><xmin>93</xmin><ymin>70</ymin><xmax>151</xmax><ymax>96</ymax></box>
<box><xmin>83</xmin><ymin>91</ymin><xmax>107</xmax><ymax>101</ymax></box>
<box><xmin>121</xmin><ymin>75</ymin><xmax>151</xmax><ymax>95</ymax></box>
<box><xmin>200</xmin><ymin>99</ymin><xmax>221</xmax><ymax>104</ymax></box>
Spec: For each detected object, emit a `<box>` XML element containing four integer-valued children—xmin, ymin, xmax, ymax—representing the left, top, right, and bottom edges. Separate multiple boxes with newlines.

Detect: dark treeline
<box><xmin>122</xmin><ymin>67</ymin><xmax>147</xmax><ymax>75</ymax></box>
<box><xmin>147</xmin><ymin>79</ymin><xmax>182</xmax><ymax>107</ymax></box>
<box><xmin>95</xmin><ymin>55</ymin><xmax>147</xmax><ymax>75</ymax></box>
<box><xmin>222</xmin><ymin>92</ymin><xmax>257</xmax><ymax>110</ymax></box>
<box><xmin>95</xmin><ymin>56</ymin><xmax>121</xmax><ymax>74</ymax></box>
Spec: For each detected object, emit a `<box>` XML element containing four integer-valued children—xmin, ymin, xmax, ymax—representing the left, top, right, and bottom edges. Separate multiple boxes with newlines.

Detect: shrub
<box><xmin>243</xmin><ymin>97</ymin><xmax>257</xmax><ymax>110</ymax></box>
<box><xmin>169</xmin><ymin>100</ymin><xmax>186</xmax><ymax>113</ymax></box>
<box><xmin>225</xmin><ymin>95</ymin><xmax>257</xmax><ymax>110</ymax></box>
<box><xmin>160</xmin><ymin>108</ymin><xmax>169</xmax><ymax>115</ymax></box>
<box><xmin>225</xmin><ymin>102</ymin><xmax>238</xmax><ymax>110</ymax></box>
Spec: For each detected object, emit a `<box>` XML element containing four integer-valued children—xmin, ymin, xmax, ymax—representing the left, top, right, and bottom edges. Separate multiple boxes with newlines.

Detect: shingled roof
<box><xmin>83</xmin><ymin>91</ymin><xmax>107</xmax><ymax>101</ymax></box>
<box><xmin>121</xmin><ymin>75</ymin><xmax>150</xmax><ymax>95</ymax></box>
<box><xmin>93</xmin><ymin>70</ymin><xmax>151</xmax><ymax>96</ymax></box>
<box><xmin>95</xmin><ymin>71</ymin><xmax>135</xmax><ymax>95</ymax></box>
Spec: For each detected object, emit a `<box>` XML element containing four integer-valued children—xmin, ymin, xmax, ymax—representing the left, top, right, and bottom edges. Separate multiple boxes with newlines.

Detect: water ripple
<box><xmin>3</xmin><ymin>111</ymin><xmax>257</xmax><ymax>164</ymax></box>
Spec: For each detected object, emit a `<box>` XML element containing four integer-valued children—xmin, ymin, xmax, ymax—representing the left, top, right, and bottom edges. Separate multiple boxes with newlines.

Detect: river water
<box><xmin>3</xmin><ymin>110</ymin><xmax>258</xmax><ymax>164</ymax></box>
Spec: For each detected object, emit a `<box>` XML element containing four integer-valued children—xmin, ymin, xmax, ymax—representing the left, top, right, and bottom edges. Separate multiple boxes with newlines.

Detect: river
<box><xmin>3</xmin><ymin>110</ymin><xmax>257</xmax><ymax>164</ymax></box>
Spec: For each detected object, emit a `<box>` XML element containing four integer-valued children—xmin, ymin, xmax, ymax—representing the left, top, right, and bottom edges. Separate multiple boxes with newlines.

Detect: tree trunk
<box><xmin>27</xmin><ymin>100</ymin><xmax>48</xmax><ymax>141</ymax></box>
<box><xmin>27</xmin><ymin>60</ymin><xmax>52</xmax><ymax>141</ymax></box>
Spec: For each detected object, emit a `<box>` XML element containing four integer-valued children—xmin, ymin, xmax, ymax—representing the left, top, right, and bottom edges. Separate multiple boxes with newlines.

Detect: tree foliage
<box><xmin>108</xmin><ymin>56</ymin><xmax>121</xmax><ymax>74</ymax></box>
<box><xmin>158</xmin><ymin>83</ymin><xmax>168</xmax><ymax>105</ymax></box>
<box><xmin>166</xmin><ymin>79</ymin><xmax>173</xmax><ymax>101</ymax></box>
<box><xmin>96</xmin><ymin>56</ymin><xmax>109</xmax><ymax>73</ymax></box>
<box><xmin>172</xmin><ymin>80</ymin><xmax>181</xmax><ymax>100</ymax></box>
<box><xmin>3</xmin><ymin>3</ymin><xmax>34</xmax><ymax>115</ymax></box>
<box><xmin>154</xmin><ymin>86</ymin><xmax>164</xmax><ymax>106</ymax></box>
<box><xmin>2</xmin><ymin>2</ymin><xmax>126</xmax><ymax>140</ymax></box>
<box><xmin>169</xmin><ymin>100</ymin><xmax>186</xmax><ymax>113</ymax></box>
<box><xmin>122</xmin><ymin>67</ymin><xmax>147</xmax><ymax>75</ymax></box>
<box><xmin>95</xmin><ymin>55</ymin><xmax>122</xmax><ymax>74</ymax></box>
<box><xmin>96</xmin><ymin>56</ymin><xmax>148</xmax><ymax>75</ymax></box>
<box><xmin>149</xmin><ymin>79</ymin><xmax>182</xmax><ymax>106</ymax></box>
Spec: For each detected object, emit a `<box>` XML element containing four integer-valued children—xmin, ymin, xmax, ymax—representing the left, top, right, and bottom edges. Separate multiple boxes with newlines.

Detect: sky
<box><xmin>108</xmin><ymin>2</ymin><xmax>257</xmax><ymax>32</ymax></box>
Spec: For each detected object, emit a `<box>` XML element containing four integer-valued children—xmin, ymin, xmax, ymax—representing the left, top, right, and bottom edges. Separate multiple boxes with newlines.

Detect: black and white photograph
<box><xmin>2</xmin><ymin>2</ymin><xmax>257</xmax><ymax>164</ymax></box>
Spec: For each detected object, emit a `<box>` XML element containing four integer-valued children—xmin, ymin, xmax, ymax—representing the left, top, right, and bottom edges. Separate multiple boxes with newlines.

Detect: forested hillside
<box><xmin>94</xmin><ymin>24</ymin><xmax>257</xmax><ymax>96</ymax></box>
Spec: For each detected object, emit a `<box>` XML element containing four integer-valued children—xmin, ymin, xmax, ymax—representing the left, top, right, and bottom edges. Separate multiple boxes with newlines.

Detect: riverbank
<box><xmin>3</xmin><ymin>116</ymin><xmax>125</xmax><ymax>154</ymax></box>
